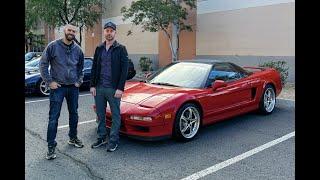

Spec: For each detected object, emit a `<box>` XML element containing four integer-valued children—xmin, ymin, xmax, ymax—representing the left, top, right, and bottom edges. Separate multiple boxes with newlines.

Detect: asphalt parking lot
<box><xmin>25</xmin><ymin>91</ymin><xmax>295</xmax><ymax>180</ymax></box>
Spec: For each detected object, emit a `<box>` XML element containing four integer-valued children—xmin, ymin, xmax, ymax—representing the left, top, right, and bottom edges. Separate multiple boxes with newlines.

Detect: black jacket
<box><xmin>90</xmin><ymin>41</ymin><xmax>129</xmax><ymax>91</ymax></box>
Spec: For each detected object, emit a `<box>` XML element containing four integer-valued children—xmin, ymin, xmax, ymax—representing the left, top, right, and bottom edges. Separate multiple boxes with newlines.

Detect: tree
<box><xmin>121</xmin><ymin>0</ymin><xmax>196</xmax><ymax>62</ymax></box>
<box><xmin>25</xmin><ymin>0</ymin><xmax>105</xmax><ymax>46</ymax></box>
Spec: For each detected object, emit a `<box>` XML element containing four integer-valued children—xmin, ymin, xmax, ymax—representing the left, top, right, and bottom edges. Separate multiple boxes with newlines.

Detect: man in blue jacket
<box><xmin>40</xmin><ymin>24</ymin><xmax>85</xmax><ymax>160</ymax></box>
<box><xmin>90</xmin><ymin>21</ymin><xmax>129</xmax><ymax>152</ymax></box>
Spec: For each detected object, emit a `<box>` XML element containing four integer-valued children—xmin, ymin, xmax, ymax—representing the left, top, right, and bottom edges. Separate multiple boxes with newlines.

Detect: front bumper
<box><xmin>105</xmin><ymin>116</ymin><xmax>172</xmax><ymax>141</ymax></box>
<box><xmin>93</xmin><ymin>103</ymin><xmax>173</xmax><ymax>141</ymax></box>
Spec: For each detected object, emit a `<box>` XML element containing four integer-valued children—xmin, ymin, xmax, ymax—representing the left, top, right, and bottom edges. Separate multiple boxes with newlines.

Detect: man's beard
<box><xmin>105</xmin><ymin>35</ymin><xmax>114</xmax><ymax>41</ymax></box>
<box><xmin>65</xmin><ymin>34</ymin><xmax>75</xmax><ymax>41</ymax></box>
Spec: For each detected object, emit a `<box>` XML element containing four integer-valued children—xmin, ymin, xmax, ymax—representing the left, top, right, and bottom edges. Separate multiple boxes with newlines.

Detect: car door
<box><xmin>203</xmin><ymin>63</ymin><xmax>252</xmax><ymax>121</ymax></box>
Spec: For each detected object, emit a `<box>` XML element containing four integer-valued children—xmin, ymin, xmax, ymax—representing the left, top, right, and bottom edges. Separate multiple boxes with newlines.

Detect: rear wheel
<box><xmin>259</xmin><ymin>84</ymin><xmax>276</xmax><ymax>114</ymax></box>
<box><xmin>173</xmin><ymin>103</ymin><xmax>201</xmax><ymax>141</ymax></box>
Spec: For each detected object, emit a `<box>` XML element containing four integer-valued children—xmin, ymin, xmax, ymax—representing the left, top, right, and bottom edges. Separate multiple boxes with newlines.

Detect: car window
<box><xmin>229</xmin><ymin>63</ymin><xmax>252</xmax><ymax>76</ymax></box>
<box><xmin>25</xmin><ymin>57</ymin><xmax>41</xmax><ymax>67</ymax></box>
<box><xmin>25</xmin><ymin>52</ymin><xmax>35</xmax><ymax>61</ymax></box>
<box><xmin>206</xmin><ymin>63</ymin><xmax>242</xmax><ymax>86</ymax></box>
<box><xmin>25</xmin><ymin>52</ymin><xmax>34</xmax><ymax>59</ymax></box>
<box><xmin>84</xmin><ymin>59</ymin><xmax>93</xmax><ymax>69</ymax></box>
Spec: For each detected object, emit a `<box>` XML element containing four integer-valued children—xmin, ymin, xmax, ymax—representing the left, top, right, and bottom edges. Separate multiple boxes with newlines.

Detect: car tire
<box><xmin>259</xmin><ymin>84</ymin><xmax>276</xmax><ymax>115</ymax></box>
<box><xmin>38</xmin><ymin>80</ymin><xmax>50</xmax><ymax>96</ymax></box>
<box><xmin>173</xmin><ymin>103</ymin><xmax>201</xmax><ymax>142</ymax></box>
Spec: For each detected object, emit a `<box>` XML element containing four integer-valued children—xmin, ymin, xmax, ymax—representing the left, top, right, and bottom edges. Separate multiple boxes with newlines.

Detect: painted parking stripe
<box><xmin>277</xmin><ymin>97</ymin><xmax>295</xmax><ymax>101</ymax></box>
<box><xmin>25</xmin><ymin>93</ymin><xmax>92</xmax><ymax>104</ymax></box>
<box><xmin>25</xmin><ymin>99</ymin><xmax>49</xmax><ymax>104</ymax></box>
<box><xmin>181</xmin><ymin>131</ymin><xmax>295</xmax><ymax>180</ymax></box>
<box><xmin>57</xmin><ymin>119</ymin><xmax>96</xmax><ymax>129</ymax></box>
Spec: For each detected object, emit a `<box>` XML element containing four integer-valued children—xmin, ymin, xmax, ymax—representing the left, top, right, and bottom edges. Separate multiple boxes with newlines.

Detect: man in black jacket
<box><xmin>90</xmin><ymin>22</ymin><xmax>129</xmax><ymax>152</ymax></box>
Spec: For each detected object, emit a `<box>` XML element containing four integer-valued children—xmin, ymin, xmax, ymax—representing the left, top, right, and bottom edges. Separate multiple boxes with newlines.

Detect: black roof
<box><xmin>175</xmin><ymin>59</ymin><xmax>225</xmax><ymax>65</ymax></box>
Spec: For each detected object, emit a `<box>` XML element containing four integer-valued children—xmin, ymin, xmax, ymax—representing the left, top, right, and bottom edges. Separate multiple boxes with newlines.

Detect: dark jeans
<box><xmin>95</xmin><ymin>86</ymin><xmax>121</xmax><ymax>144</ymax></box>
<box><xmin>47</xmin><ymin>85</ymin><xmax>79</xmax><ymax>148</ymax></box>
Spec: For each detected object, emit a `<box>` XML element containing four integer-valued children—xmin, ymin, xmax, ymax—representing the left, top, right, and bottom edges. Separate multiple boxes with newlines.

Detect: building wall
<box><xmin>158</xmin><ymin>3</ymin><xmax>197</xmax><ymax>67</ymax></box>
<box><xmin>44</xmin><ymin>24</ymin><xmax>56</xmax><ymax>44</ymax></box>
<box><xmin>101</xmin><ymin>0</ymin><xmax>159</xmax><ymax>71</ymax></box>
<box><xmin>83</xmin><ymin>0</ymin><xmax>295</xmax><ymax>82</ymax></box>
<box><xmin>84</xmin><ymin>20</ymin><xmax>103</xmax><ymax>57</ymax></box>
<box><xmin>196</xmin><ymin>0</ymin><xmax>295</xmax><ymax>82</ymax></box>
<box><xmin>103</xmin><ymin>0</ymin><xmax>132</xmax><ymax>18</ymax></box>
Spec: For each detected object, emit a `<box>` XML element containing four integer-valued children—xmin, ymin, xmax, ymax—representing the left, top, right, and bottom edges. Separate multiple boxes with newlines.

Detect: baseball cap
<box><xmin>104</xmin><ymin>22</ymin><xmax>116</xmax><ymax>30</ymax></box>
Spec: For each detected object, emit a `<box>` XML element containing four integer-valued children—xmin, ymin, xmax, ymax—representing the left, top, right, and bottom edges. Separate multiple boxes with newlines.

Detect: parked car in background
<box><xmin>25</xmin><ymin>57</ymin><xmax>94</xmax><ymax>96</ymax></box>
<box><xmin>25</xmin><ymin>56</ymin><xmax>137</xmax><ymax>96</ymax></box>
<box><xmin>93</xmin><ymin>60</ymin><xmax>282</xmax><ymax>141</ymax></box>
<box><xmin>25</xmin><ymin>52</ymin><xmax>42</xmax><ymax>63</ymax></box>
<box><xmin>25</xmin><ymin>56</ymin><xmax>41</xmax><ymax>72</ymax></box>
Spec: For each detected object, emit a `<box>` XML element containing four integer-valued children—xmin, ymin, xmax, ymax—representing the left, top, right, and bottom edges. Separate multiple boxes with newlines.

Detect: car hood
<box><xmin>122</xmin><ymin>82</ymin><xmax>186</xmax><ymax>108</ymax></box>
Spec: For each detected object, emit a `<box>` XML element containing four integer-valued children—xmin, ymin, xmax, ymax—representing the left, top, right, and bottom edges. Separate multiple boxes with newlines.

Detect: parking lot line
<box><xmin>181</xmin><ymin>131</ymin><xmax>295</xmax><ymax>180</ymax></box>
<box><xmin>57</xmin><ymin>119</ymin><xmax>96</xmax><ymax>129</ymax></box>
<box><xmin>277</xmin><ymin>97</ymin><xmax>295</xmax><ymax>101</ymax></box>
<box><xmin>25</xmin><ymin>93</ymin><xmax>92</xmax><ymax>104</ymax></box>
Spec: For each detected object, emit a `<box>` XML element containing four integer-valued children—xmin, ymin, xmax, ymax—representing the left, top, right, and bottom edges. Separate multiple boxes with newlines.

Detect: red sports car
<box><xmin>93</xmin><ymin>60</ymin><xmax>282</xmax><ymax>141</ymax></box>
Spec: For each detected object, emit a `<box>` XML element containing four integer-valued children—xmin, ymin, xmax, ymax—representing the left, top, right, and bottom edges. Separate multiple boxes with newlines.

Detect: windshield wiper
<box><xmin>150</xmin><ymin>82</ymin><xmax>180</xmax><ymax>87</ymax></box>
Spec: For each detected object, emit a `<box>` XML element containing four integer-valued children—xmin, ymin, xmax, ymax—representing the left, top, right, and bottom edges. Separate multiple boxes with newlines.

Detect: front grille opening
<box><xmin>133</xmin><ymin>126</ymin><xmax>149</xmax><ymax>132</ymax></box>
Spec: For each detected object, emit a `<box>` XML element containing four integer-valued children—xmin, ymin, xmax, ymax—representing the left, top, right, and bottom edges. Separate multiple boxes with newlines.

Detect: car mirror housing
<box><xmin>212</xmin><ymin>80</ymin><xmax>227</xmax><ymax>91</ymax></box>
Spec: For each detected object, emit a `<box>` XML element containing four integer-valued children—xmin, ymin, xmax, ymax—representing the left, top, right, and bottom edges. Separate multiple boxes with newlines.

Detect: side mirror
<box><xmin>211</xmin><ymin>80</ymin><xmax>227</xmax><ymax>91</ymax></box>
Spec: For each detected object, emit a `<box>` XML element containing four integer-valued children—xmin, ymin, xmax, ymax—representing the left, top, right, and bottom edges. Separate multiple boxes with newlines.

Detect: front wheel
<box><xmin>259</xmin><ymin>84</ymin><xmax>276</xmax><ymax>114</ymax></box>
<box><xmin>38</xmin><ymin>80</ymin><xmax>50</xmax><ymax>96</ymax></box>
<box><xmin>173</xmin><ymin>103</ymin><xmax>201</xmax><ymax>141</ymax></box>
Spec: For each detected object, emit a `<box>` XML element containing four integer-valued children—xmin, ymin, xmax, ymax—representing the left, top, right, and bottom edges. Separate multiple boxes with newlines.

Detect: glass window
<box><xmin>84</xmin><ymin>59</ymin><xmax>93</xmax><ymax>69</ymax></box>
<box><xmin>148</xmin><ymin>62</ymin><xmax>212</xmax><ymax>88</ymax></box>
<box><xmin>229</xmin><ymin>63</ymin><xmax>252</xmax><ymax>76</ymax></box>
<box><xmin>25</xmin><ymin>52</ymin><xmax>35</xmax><ymax>61</ymax></box>
<box><xmin>25</xmin><ymin>57</ymin><xmax>40</xmax><ymax>67</ymax></box>
<box><xmin>206</xmin><ymin>63</ymin><xmax>242</xmax><ymax>86</ymax></box>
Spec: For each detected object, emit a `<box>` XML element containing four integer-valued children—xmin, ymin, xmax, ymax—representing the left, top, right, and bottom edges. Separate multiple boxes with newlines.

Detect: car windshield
<box><xmin>148</xmin><ymin>62</ymin><xmax>212</xmax><ymax>88</ymax></box>
<box><xmin>25</xmin><ymin>57</ymin><xmax>40</xmax><ymax>68</ymax></box>
<box><xmin>25</xmin><ymin>52</ymin><xmax>34</xmax><ymax>59</ymax></box>
<box><xmin>84</xmin><ymin>58</ymin><xmax>93</xmax><ymax>69</ymax></box>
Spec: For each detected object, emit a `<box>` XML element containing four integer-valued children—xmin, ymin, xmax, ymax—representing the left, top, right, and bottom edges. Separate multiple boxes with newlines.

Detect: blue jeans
<box><xmin>47</xmin><ymin>86</ymin><xmax>79</xmax><ymax>148</ymax></box>
<box><xmin>95</xmin><ymin>86</ymin><xmax>121</xmax><ymax>144</ymax></box>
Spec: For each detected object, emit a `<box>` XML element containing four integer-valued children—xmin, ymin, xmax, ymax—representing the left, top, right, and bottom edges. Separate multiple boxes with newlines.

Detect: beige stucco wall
<box><xmin>115</xmin><ymin>24</ymin><xmax>158</xmax><ymax>54</ymax></box>
<box><xmin>101</xmin><ymin>0</ymin><xmax>158</xmax><ymax>54</ymax></box>
<box><xmin>85</xmin><ymin>20</ymin><xmax>102</xmax><ymax>57</ymax></box>
<box><xmin>102</xmin><ymin>0</ymin><xmax>133</xmax><ymax>18</ymax></box>
<box><xmin>196</xmin><ymin>2</ymin><xmax>295</xmax><ymax>56</ymax></box>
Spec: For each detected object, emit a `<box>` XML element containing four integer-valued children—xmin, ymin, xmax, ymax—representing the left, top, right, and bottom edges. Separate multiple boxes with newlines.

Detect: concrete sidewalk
<box><xmin>278</xmin><ymin>83</ymin><xmax>295</xmax><ymax>100</ymax></box>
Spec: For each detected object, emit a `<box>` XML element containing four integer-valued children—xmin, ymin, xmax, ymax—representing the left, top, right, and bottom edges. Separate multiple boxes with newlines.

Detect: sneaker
<box><xmin>107</xmin><ymin>143</ymin><xmax>118</xmax><ymax>152</ymax></box>
<box><xmin>46</xmin><ymin>146</ymin><xmax>56</xmax><ymax>160</ymax></box>
<box><xmin>68</xmin><ymin>137</ymin><xmax>84</xmax><ymax>148</ymax></box>
<box><xmin>91</xmin><ymin>138</ymin><xmax>107</xmax><ymax>149</ymax></box>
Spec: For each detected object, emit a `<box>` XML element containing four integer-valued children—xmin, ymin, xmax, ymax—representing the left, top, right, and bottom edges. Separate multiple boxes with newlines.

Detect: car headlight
<box><xmin>129</xmin><ymin>115</ymin><xmax>152</xmax><ymax>122</ymax></box>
